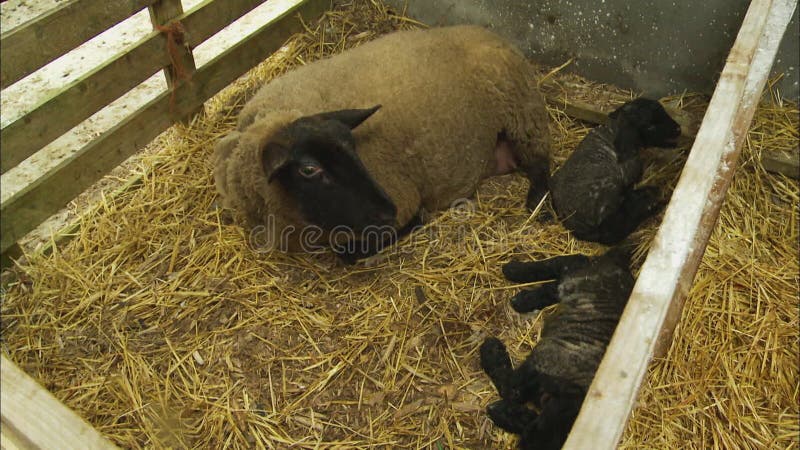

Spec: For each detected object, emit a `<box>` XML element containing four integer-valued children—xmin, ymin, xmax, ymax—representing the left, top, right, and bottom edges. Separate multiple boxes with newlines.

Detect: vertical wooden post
<box><xmin>148</xmin><ymin>0</ymin><xmax>202</xmax><ymax>120</ymax></box>
<box><xmin>561</xmin><ymin>0</ymin><xmax>798</xmax><ymax>448</ymax></box>
<box><xmin>1</xmin><ymin>355</ymin><xmax>119</xmax><ymax>449</ymax></box>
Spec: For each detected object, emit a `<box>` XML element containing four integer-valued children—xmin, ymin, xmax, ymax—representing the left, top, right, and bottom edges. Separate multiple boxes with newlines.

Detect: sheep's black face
<box><xmin>264</xmin><ymin>106</ymin><xmax>398</xmax><ymax>233</ymax></box>
<box><xmin>611</xmin><ymin>98</ymin><xmax>681</xmax><ymax>148</ymax></box>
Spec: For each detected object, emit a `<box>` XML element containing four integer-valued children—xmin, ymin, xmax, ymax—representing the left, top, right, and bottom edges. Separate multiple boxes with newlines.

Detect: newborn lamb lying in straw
<box><xmin>480</xmin><ymin>246</ymin><xmax>635</xmax><ymax>449</ymax></box>
<box><xmin>549</xmin><ymin>98</ymin><xmax>681</xmax><ymax>244</ymax></box>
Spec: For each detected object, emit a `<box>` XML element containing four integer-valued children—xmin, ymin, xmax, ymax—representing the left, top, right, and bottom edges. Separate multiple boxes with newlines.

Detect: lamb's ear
<box><xmin>608</xmin><ymin>102</ymin><xmax>633</xmax><ymax>120</ymax></box>
<box><xmin>261</xmin><ymin>142</ymin><xmax>291</xmax><ymax>182</ymax></box>
<box><xmin>312</xmin><ymin>105</ymin><xmax>381</xmax><ymax>129</ymax></box>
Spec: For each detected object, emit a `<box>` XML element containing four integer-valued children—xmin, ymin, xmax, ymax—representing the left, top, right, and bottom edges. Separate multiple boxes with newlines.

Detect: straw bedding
<box><xmin>1</xmin><ymin>1</ymin><xmax>797</xmax><ymax>449</ymax></box>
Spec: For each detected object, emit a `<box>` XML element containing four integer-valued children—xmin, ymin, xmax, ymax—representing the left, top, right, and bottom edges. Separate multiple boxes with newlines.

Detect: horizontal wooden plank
<box><xmin>0</xmin><ymin>355</ymin><xmax>118</xmax><ymax>449</ymax></box>
<box><xmin>1</xmin><ymin>0</ymin><xmax>269</xmax><ymax>174</ymax></box>
<box><xmin>562</xmin><ymin>0</ymin><xmax>796</xmax><ymax>449</ymax></box>
<box><xmin>0</xmin><ymin>0</ymin><xmax>329</xmax><ymax>253</ymax></box>
<box><xmin>543</xmin><ymin>95</ymin><xmax>696</xmax><ymax>139</ymax></box>
<box><xmin>0</xmin><ymin>0</ymin><xmax>158</xmax><ymax>89</ymax></box>
<box><xmin>0</xmin><ymin>242</ymin><xmax>22</xmax><ymax>270</ymax></box>
<box><xmin>762</xmin><ymin>148</ymin><xmax>799</xmax><ymax>178</ymax></box>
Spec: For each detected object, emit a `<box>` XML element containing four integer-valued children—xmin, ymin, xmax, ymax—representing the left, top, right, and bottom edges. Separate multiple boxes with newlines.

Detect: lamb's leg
<box><xmin>619</xmin><ymin>156</ymin><xmax>644</xmax><ymax>188</ymax></box>
<box><xmin>480</xmin><ymin>337</ymin><xmax>515</xmax><ymax>400</ymax></box>
<box><xmin>486</xmin><ymin>399</ymin><xmax>538</xmax><ymax>435</ymax></box>
<box><xmin>518</xmin><ymin>393</ymin><xmax>583</xmax><ymax>450</ymax></box>
<box><xmin>588</xmin><ymin>186</ymin><xmax>664</xmax><ymax>245</ymax></box>
<box><xmin>510</xmin><ymin>281</ymin><xmax>559</xmax><ymax>313</ymax></box>
<box><xmin>502</xmin><ymin>254</ymin><xmax>591</xmax><ymax>283</ymax></box>
<box><xmin>481</xmin><ymin>337</ymin><xmax>547</xmax><ymax>406</ymax></box>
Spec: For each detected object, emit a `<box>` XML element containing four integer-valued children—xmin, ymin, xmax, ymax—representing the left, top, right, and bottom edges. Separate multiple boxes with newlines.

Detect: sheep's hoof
<box><xmin>486</xmin><ymin>399</ymin><xmax>532</xmax><ymax>434</ymax></box>
<box><xmin>480</xmin><ymin>337</ymin><xmax>512</xmax><ymax>374</ymax></box>
<box><xmin>510</xmin><ymin>288</ymin><xmax>555</xmax><ymax>313</ymax></box>
<box><xmin>535</xmin><ymin>208</ymin><xmax>554</xmax><ymax>222</ymax></box>
<box><xmin>501</xmin><ymin>261</ymin><xmax>530</xmax><ymax>283</ymax></box>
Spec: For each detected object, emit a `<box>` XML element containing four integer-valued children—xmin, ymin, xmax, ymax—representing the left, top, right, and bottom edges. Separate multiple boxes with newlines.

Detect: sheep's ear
<box><xmin>261</xmin><ymin>142</ymin><xmax>291</xmax><ymax>182</ymax></box>
<box><xmin>312</xmin><ymin>105</ymin><xmax>381</xmax><ymax>129</ymax></box>
<box><xmin>608</xmin><ymin>102</ymin><xmax>633</xmax><ymax>120</ymax></box>
<box><xmin>213</xmin><ymin>131</ymin><xmax>242</xmax><ymax>166</ymax></box>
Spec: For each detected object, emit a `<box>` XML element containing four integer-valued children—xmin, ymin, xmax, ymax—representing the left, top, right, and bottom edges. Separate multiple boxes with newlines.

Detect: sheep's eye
<box><xmin>298</xmin><ymin>165</ymin><xmax>322</xmax><ymax>178</ymax></box>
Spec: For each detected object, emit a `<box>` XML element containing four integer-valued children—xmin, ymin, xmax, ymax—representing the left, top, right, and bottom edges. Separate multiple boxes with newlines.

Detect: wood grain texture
<box><xmin>762</xmin><ymin>148</ymin><xmax>799</xmax><ymax>178</ymax></box>
<box><xmin>562</xmin><ymin>0</ymin><xmax>797</xmax><ymax>448</ymax></box>
<box><xmin>0</xmin><ymin>355</ymin><xmax>118</xmax><ymax>450</ymax></box>
<box><xmin>148</xmin><ymin>0</ymin><xmax>197</xmax><ymax>90</ymax></box>
<box><xmin>0</xmin><ymin>0</ymin><xmax>157</xmax><ymax>89</ymax></box>
<box><xmin>0</xmin><ymin>0</ymin><xmax>329</xmax><ymax>253</ymax></box>
<box><xmin>0</xmin><ymin>0</ymin><xmax>268</xmax><ymax>174</ymax></box>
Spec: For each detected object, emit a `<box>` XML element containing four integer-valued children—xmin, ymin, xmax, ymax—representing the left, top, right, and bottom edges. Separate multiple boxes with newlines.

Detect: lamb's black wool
<box><xmin>481</xmin><ymin>247</ymin><xmax>635</xmax><ymax>450</ymax></box>
<box><xmin>549</xmin><ymin>98</ymin><xmax>681</xmax><ymax>244</ymax></box>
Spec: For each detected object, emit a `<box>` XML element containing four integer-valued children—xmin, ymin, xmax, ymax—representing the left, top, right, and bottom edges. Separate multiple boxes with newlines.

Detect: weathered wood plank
<box><xmin>762</xmin><ymin>148</ymin><xmax>800</xmax><ymax>178</ymax></box>
<box><xmin>149</xmin><ymin>0</ymin><xmax>203</xmax><ymax>121</ymax></box>
<box><xmin>0</xmin><ymin>355</ymin><xmax>118</xmax><ymax>449</ymax></box>
<box><xmin>148</xmin><ymin>0</ymin><xmax>197</xmax><ymax>90</ymax></box>
<box><xmin>543</xmin><ymin>95</ymin><xmax>696</xmax><ymax>139</ymax></box>
<box><xmin>562</xmin><ymin>0</ymin><xmax>796</xmax><ymax>449</ymax></box>
<box><xmin>0</xmin><ymin>242</ymin><xmax>22</xmax><ymax>270</ymax></box>
<box><xmin>0</xmin><ymin>0</ymin><xmax>158</xmax><ymax>89</ymax></box>
<box><xmin>0</xmin><ymin>0</ymin><xmax>270</xmax><ymax>174</ymax></box>
<box><xmin>0</xmin><ymin>0</ymin><xmax>329</xmax><ymax>253</ymax></box>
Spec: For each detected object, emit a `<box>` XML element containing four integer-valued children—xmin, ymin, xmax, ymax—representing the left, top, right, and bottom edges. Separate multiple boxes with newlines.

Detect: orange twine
<box><xmin>155</xmin><ymin>21</ymin><xmax>192</xmax><ymax>112</ymax></box>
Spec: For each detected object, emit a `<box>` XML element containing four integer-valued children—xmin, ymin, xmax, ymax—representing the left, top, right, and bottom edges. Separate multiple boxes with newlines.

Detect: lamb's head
<box><xmin>609</xmin><ymin>98</ymin><xmax>681</xmax><ymax>148</ymax></box>
<box><xmin>259</xmin><ymin>105</ymin><xmax>398</xmax><ymax>232</ymax></box>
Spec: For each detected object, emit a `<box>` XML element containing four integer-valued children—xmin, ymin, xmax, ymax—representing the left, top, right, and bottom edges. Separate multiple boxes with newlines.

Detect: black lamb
<box><xmin>549</xmin><ymin>98</ymin><xmax>681</xmax><ymax>244</ymax></box>
<box><xmin>480</xmin><ymin>247</ymin><xmax>635</xmax><ymax>450</ymax></box>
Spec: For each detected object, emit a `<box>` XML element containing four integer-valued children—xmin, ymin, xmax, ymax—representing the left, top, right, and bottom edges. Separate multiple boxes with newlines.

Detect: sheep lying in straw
<box><xmin>549</xmin><ymin>98</ymin><xmax>681</xmax><ymax>244</ymax></box>
<box><xmin>480</xmin><ymin>247</ymin><xmax>634</xmax><ymax>450</ymax></box>
<box><xmin>214</xmin><ymin>25</ymin><xmax>552</xmax><ymax>261</ymax></box>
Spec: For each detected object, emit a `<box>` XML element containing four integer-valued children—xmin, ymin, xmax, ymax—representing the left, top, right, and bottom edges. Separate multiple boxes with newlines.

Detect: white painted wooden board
<box><xmin>562</xmin><ymin>0</ymin><xmax>798</xmax><ymax>448</ymax></box>
<box><xmin>0</xmin><ymin>355</ymin><xmax>118</xmax><ymax>450</ymax></box>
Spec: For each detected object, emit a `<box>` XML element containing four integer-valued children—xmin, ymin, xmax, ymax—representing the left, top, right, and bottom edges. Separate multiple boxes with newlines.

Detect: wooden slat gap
<box><xmin>0</xmin><ymin>0</ymin><xmax>160</xmax><ymax>89</ymax></box>
<box><xmin>0</xmin><ymin>0</ymin><xmax>328</xmax><ymax>253</ymax></box>
<box><xmin>0</xmin><ymin>0</ymin><xmax>270</xmax><ymax>174</ymax></box>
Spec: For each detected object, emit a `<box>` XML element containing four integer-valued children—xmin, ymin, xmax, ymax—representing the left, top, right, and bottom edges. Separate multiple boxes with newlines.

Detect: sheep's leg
<box><xmin>480</xmin><ymin>337</ymin><xmax>546</xmax><ymax>401</ymax></box>
<box><xmin>486</xmin><ymin>399</ymin><xmax>538</xmax><ymax>434</ymax></box>
<box><xmin>510</xmin><ymin>281</ymin><xmax>560</xmax><ymax>313</ymax></box>
<box><xmin>524</xmin><ymin>161</ymin><xmax>550</xmax><ymax>212</ymax></box>
<box><xmin>589</xmin><ymin>186</ymin><xmax>663</xmax><ymax>244</ymax></box>
<box><xmin>518</xmin><ymin>393</ymin><xmax>584</xmax><ymax>450</ymax></box>
<box><xmin>619</xmin><ymin>156</ymin><xmax>644</xmax><ymax>188</ymax></box>
<box><xmin>480</xmin><ymin>337</ymin><xmax>515</xmax><ymax>399</ymax></box>
<box><xmin>502</xmin><ymin>254</ymin><xmax>591</xmax><ymax>283</ymax></box>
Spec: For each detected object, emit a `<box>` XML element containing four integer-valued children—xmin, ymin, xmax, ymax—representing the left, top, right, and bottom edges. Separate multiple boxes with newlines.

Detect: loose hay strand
<box><xmin>1</xmin><ymin>1</ymin><xmax>798</xmax><ymax>449</ymax></box>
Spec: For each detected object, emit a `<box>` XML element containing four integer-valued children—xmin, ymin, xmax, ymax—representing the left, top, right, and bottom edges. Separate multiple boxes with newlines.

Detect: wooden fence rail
<box><xmin>1</xmin><ymin>0</ymin><xmax>795</xmax><ymax>447</ymax></box>
<box><xmin>0</xmin><ymin>0</ymin><xmax>329</xmax><ymax>254</ymax></box>
<box><xmin>1</xmin><ymin>355</ymin><xmax>119</xmax><ymax>449</ymax></box>
<box><xmin>0</xmin><ymin>0</ymin><xmax>160</xmax><ymax>89</ymax></box>
<box><xmin>563</xmin><ymin>0</ymin><xmax>797</xmax><ymax>448</ymax></box>
<box><xmin>1</xmin><ymin>0</ymin><xmax>279</xmax><ymax>174</ymax></box>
